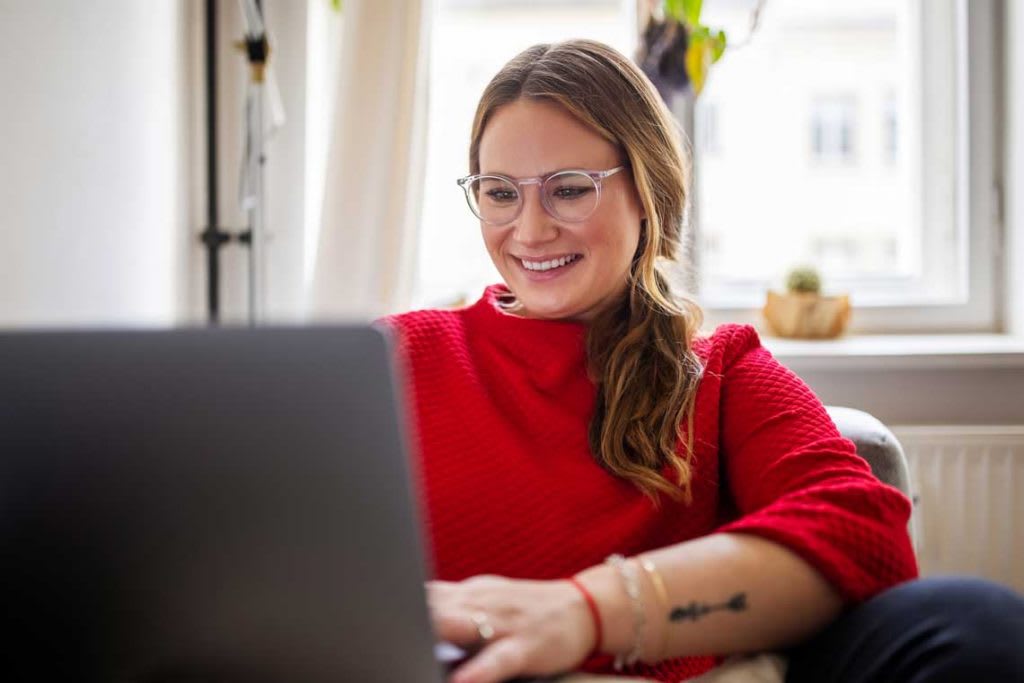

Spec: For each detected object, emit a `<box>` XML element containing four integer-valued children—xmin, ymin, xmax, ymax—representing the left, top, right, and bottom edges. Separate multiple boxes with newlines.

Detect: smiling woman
<box><xmin>460</xmin><ymin>41</ymin><xmax>704</xmax><ymax>504</ymax></box>
<box><xmin>415</xmin><ymin>0</ymin><xmax>635</xmax><ymax>310</ymax></box>
<box><xmin>470</xmin><ymin>99</ymin><xmax>642</xmax><ymax>321</ymax></box>
<box><xmin>382</xmin><ymin>38</ymin><xmax>1024</xmax><ymax>683</ymax></box>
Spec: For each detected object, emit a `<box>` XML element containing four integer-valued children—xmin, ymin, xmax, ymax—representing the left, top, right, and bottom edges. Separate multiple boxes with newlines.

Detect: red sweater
<box><xmin>384</xmin><ymin>285</ymin><xmax>917</xmax><ymax>682</ymax></box>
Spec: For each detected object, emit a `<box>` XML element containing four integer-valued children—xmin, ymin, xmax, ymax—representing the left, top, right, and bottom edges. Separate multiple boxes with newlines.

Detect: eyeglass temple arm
<box><xmin>592</xmin><ymin>165</ymin><xmax>625</xmax><ymax>180</ymax></box>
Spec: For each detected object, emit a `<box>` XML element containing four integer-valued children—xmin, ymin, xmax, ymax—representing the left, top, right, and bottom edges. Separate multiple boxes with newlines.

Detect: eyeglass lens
<box><xmin>466</xmin><ymin>171</ymin><xmax>600</xmax><ymax>224</ymax></box>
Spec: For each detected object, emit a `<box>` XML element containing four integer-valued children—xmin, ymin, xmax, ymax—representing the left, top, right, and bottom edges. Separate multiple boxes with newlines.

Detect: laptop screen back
<box><xmin>0</xmin><ymin>326</ymin><xmax>442</xmax><ymax>683</ymax></box>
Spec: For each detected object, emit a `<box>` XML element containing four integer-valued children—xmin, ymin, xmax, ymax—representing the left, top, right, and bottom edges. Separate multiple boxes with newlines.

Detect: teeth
<box><xmin>522</xmin><ymin>255</ymin><xmax>579</xmax><ymax>271</ymax></box>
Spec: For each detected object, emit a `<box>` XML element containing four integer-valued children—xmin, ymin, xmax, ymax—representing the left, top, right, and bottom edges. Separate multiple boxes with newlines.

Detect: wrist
<box><xmin>574</xmin><ymin>562</ymin><xmax>635</xmax><ymax>658</ymax></box>
<box><xmin>566</xmin><ymin>577</ymin><xmax>601</xmax><ymax>659</ymax></box>
<box><xmin>636</xmin><ymin>555</ymin><xmax>670</xmax><ymax>662</ymax></box>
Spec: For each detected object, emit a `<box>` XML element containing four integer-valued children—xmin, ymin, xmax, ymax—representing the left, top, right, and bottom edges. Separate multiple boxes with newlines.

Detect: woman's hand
<box><xmin>427</xmin><ymin>574</ymin><xmax>597</xmax><ymax>683</ymax></box>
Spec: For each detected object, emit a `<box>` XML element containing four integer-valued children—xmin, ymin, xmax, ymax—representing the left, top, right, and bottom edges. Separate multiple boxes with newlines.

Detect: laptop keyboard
<box><xmin>435</xmin><ymin>642</ymin><xmax>555</xmax><ymax>682</ymax></box>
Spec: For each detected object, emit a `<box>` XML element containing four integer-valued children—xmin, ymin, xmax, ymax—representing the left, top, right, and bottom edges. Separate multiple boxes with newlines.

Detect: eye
<box><xmin>551</xmin><ymin>184</ymin><xmax>594</xmax><ymax>200</ymax></box>
<box><xmin>485</xmin><ymin>188</ymin><xmax>519</xmax><ymax>204</ymax></box>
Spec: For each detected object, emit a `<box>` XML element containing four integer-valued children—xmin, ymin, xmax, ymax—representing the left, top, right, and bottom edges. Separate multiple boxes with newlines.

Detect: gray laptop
<box><xmin>0</xmin><ymin>326</ymin><xmax>448</xmax><ymax>682</ymax></box>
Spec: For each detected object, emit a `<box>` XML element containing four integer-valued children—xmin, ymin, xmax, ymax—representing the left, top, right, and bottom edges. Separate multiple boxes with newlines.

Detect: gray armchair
<box><xmin>826</xmin><ymin>405</ymin><xmax>916</xmax><ymax>546</ymax></box>
<box><xmin>826</xmin><ymin>406</ymin><xmax>912</xmax><ymax>495</ymax></box>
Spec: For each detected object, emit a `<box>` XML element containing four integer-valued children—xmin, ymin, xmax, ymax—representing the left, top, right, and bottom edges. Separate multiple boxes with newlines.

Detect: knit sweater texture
<box><xmin>383</xmin><ymin>285</ymin><xmax>918</xmax><ymax>682</ymax></box>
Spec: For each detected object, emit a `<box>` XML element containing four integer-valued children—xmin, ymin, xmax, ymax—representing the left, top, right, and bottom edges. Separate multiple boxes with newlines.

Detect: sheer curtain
<box><xmin>306</xmin><ymin>0</ymin><xmax>432</xmax><ymax>320</ymax></box>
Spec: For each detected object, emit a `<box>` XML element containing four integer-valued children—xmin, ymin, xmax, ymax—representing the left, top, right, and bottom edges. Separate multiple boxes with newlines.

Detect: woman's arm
<box><xmin>576</xmin><ymin>532</ymin><xmax>843</xmax><ymax>662</ymax></box>
<box><xmin>431</xmin><ymin>533</ymin><xmax>842</xmax><ymax>683</ymax></box>
<box><xmin>435</xmin><ymin>502</ymin><xmax>901</xmax><ymax>683</ymax></box>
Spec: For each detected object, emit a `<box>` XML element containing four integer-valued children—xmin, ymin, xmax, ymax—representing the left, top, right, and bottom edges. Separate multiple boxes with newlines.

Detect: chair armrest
<box><xmin>825</xmin><ymin>406</ymin><xmax>911</xmax><ymax>497</ymax></box>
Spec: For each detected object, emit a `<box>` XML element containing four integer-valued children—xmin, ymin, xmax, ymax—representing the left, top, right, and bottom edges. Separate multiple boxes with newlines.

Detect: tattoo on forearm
<box><xmin>668</xmin><ymin>592</ymin><xmax>747</xmax><ymax>622</ymax></box>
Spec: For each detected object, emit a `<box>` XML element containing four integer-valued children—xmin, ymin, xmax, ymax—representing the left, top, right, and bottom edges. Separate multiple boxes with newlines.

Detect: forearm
<box><xmin>575</xmin><ymin>532</ymin><xmax>844</xmax><ymax>662</ymax></box>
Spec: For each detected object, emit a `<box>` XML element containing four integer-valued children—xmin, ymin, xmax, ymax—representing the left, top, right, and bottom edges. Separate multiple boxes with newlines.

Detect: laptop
<box><xmin>0</xmin><ymin>325</ymin><xmax>451</xmax><ymax>682</ymax></box>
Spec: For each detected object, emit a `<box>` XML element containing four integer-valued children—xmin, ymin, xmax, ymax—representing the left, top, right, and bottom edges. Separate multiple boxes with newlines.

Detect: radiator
<box><xmin>893</xmin><ymin>426</ymin><xmax>1024</xmax><ymax>592</ymax></box>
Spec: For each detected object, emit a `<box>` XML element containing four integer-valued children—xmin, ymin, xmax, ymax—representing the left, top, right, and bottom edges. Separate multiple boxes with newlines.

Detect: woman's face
<box><xmin>477</xmin><ymin>99</ymin><xmax>644</xmax><ymax>321</ymax></box>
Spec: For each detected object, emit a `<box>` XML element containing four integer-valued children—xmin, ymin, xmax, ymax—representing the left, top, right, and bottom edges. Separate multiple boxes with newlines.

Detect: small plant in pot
<box><xmin>762</xmin><ymin>266</ymin><xmax>851</xmax><ymax>339</ymax></box>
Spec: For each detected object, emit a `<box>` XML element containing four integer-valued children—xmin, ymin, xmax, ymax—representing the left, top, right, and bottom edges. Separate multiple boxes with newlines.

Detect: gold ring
<box><xmin>471</xmin><ymin>611</ymin><xmax>495</xmax><ymax>642</ymax></box>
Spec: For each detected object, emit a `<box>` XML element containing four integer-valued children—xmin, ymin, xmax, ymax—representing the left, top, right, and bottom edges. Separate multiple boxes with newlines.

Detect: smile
<box><xmin>519</xmin><ymin>254</ymin><xmax>582</xmax><ymax>272</ymax></box>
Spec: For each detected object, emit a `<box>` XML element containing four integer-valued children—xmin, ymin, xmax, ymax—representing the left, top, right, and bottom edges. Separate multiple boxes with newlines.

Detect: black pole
<box><xmin>200</xmin><ymin>0</ymin><xmax>229</xmax><ymax>324</ymax></box>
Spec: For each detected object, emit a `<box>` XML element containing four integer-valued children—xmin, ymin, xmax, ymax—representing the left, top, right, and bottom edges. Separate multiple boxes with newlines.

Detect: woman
<box><xmin>384</xmin><ymin>40</ymin><xmax>1024</xmax><ymax>683</ymax></box>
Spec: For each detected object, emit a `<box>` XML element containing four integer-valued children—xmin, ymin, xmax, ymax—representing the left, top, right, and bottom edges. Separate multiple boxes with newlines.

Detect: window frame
<box><xmin>697</xmin><ymin>0</ymin><xmax>1004</xmax><ymax>335</ymax></box>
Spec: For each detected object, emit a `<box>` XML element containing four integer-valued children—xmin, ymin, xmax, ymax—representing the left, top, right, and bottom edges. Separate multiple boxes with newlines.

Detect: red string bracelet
<box><xmin>568</xmin><ymin>576</ymin><xmax>603</xmax><ymax>660</ymax></box>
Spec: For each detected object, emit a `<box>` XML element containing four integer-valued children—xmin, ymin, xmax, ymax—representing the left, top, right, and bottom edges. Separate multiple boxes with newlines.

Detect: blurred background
<box><xmin>1</xmin><ymin>0</ymin><xmax>1022</xmax><ymax>589</ymax></box>
<box><xmin>2</xmin><ymin>0</ymin><xmax>1020</xmax><ymax>332</ymax></box>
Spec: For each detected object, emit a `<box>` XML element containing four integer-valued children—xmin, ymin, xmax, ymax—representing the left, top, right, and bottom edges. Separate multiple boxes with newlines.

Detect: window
<box><xmin>696</xmin><ymin>101</ymin><xmax>721</xmax><ymax>156</ymax></box>
<box><xmin>695</xmin><ymin>0</ymin><xmax>1000</xmax><ymax>333</ymax></box>
<box><xmin>413</xmin><ymin>0</ymin><xmax>1001</xmax><ymax>333</ymax></box>
<box><xmin>883</xmin><ymin>91</ymin><xmax>899</xmax><ymax>164</ymax></box>
<box><xmin>810</xmin><ymin>95</ymin><xmax>857</xmax><ymax>164</ymax></box>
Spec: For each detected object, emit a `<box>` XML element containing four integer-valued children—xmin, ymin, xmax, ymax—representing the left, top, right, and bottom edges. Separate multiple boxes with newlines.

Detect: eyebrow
<box><xmin>477</xmin><ymin>167</ymin><xmax>590</xmax><ymax>178</ymax></box>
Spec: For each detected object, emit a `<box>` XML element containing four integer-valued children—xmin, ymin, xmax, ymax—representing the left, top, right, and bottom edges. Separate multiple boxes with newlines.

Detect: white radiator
<box><xmin>893</xmin><ymin>426</ymin><xmax>1024</xmax><ymax>592</ymax></box>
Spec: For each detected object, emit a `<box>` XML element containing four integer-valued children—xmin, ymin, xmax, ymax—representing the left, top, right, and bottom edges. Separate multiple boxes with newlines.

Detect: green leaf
<box><xmin>664</xmin><ymin>0</ymin><xmax>686</xmax><ymax>22</ymax></box>
<box><xmin>686</xmin><ymin>34</ymin><xmax>712</xmax><ymax>95</ymax></box>
<box><xmin>682</xmin><ymin>0</ymin><xmax>703</xmax><ymax>25</ymax></box>
<box><xmin>330</xmin><ymin>0</ymin><xmax>342</xmax><ymax>11</ymax></box>
<box><xmin>711</xmin><ymin>29</ymin><xmax>727</xmax><ymax>62</ymax></box>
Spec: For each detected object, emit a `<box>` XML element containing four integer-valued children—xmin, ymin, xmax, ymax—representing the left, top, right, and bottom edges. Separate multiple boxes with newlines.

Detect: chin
<box><xmin>501</xmin><ymin>265</ymin><xmax>616</xmax><ymax>321</ymax></box>
<box><xmin>517</xmin><ymin>293</ymin><xmax>596</xmax><ymax>321</ymax></box>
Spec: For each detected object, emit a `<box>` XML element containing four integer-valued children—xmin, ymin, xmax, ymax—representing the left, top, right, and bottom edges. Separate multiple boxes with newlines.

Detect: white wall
<box><xmin>0</xmin><ymin>0</ymin><xmax>195</xmax><ymax>327</ymax></box>
<box><xmin>1006</xmin><ymin>0</ymin><xmax>1024</xmax><ymax>337</ymax></box>
<box><xmin>781</xmin><ymin>360</ymin><xmax>1024</xmax><ymax>426</ymax></box>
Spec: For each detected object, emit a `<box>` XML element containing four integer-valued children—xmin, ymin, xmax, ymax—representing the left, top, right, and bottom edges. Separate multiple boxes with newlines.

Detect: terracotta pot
<box><xmin>762</xmin><ymin>290</ymin><xmax>851</xmax><ymax>339</ymax></box>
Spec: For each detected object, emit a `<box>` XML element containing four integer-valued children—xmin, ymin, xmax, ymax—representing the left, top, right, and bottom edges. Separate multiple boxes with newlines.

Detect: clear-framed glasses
<box><xmin>456</xmin><ymin>166</ymin><xmax>626</xmax><ymax>225</ymax></box>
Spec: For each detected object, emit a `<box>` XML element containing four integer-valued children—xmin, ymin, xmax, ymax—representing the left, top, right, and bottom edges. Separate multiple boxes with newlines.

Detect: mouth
<box><xmin>517</xmin><ymin>254</ymin><xmax>583</xmax><ymax>273</ymax></box>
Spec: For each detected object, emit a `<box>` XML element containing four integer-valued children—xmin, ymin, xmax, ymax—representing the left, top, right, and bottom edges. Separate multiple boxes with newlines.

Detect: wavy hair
<box><xmin>469</xmin><ymin>40</ymin><xmax>705</xmax><ymax>501</ymax></box>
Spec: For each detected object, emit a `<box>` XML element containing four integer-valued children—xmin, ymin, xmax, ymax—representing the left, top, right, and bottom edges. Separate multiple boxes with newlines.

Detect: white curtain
<box><xmin>306</xmin><ymin>0</ymin><xmax>432</xmax><ymax>320</ymax></box>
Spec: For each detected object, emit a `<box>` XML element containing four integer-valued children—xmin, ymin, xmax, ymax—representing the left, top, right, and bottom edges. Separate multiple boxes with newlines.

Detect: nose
<box><xmin>512</xmin><ymin>185</ymin><xmax>559</xmax><ymax>246</ymax></box>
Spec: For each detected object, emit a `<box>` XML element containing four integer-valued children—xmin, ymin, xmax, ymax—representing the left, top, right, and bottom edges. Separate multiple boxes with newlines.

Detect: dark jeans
<box><xmin>786</xmin><ymin>576</ymin><xmax>1024</xmax><ymax>683</ymax></box>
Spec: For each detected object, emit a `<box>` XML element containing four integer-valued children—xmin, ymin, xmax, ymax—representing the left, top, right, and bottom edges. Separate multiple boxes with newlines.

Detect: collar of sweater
<box><xmin>462</xmin><ymin>284</ymin><xmax>591</xmax><ymax>385</ymax></box>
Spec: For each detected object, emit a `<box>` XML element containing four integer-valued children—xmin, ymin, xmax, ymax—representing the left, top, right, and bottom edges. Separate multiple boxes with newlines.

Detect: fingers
<box><xmin>427</xmin><ymin>576</ymin><xmax>588</xmax><ymax>682</ymax></box>
<box><xmin>428</xmin><ymin>580</ymin><xmax>496</xmax><ymax>646</ymax></box>
<box><xmin>426</xmin><ymin>580</ymin><xmax>459</xmax><ymax>606</ymax></box>
<box><xmin>434</xmin><ymin>610</ymin><xmax>496</xmax><ymax>647</ymax></box>
<box><xmin>450</xmin><ymin>637</ymin><xmax>528</xmax><ymax>683</ymax></box>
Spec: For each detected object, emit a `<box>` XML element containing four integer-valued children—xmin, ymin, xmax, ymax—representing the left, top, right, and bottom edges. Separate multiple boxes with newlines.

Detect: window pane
<box><xmin>414</xmin><ymin>0</ymin><xmax>635</xmax><ymax>308</ymax></box>
<box><xmin>695</xmin><ymin>0</ymin><xmax>962</xmax><ymax>307</ymax></box>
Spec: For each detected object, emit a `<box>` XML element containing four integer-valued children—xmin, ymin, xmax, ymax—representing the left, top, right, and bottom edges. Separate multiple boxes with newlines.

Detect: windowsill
<box><xmin>760</xmin><ymin>332</ymin><xmax>1024</xmax><ymax>370</ymax></box>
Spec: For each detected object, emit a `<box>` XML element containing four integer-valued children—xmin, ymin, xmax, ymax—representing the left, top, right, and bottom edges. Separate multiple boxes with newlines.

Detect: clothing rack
<box><xmin>199</xmin><ymin>0</ymin><xmax>267</xmax><ymax>325</ymax></box>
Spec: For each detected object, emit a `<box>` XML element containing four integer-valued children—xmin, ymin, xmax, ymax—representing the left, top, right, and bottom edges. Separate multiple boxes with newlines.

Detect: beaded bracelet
<box><xmin>605</xmin><ymin>553</ymin><xmax>645</xmax><ymax>669</ymax></box>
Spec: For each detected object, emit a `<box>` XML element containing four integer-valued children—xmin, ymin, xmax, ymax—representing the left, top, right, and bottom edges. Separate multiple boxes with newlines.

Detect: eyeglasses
<box><xmin>456</xmin><ymin>166</ymin><xmax>626</xmax><ymax>225</ymax></box>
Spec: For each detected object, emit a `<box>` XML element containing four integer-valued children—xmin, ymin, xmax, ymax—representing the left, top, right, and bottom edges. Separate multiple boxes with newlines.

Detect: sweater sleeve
<box><xmin>714</xmin><ymin>326</ymin><xmax>918</xmax><ymax>603</ymax></box>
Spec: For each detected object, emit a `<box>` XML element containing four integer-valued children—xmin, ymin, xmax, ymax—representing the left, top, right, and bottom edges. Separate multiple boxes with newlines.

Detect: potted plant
<box><xmin>762</xmin><ymin>266</ymin><xmax>851</xmax><ymax>339</ymax></box>
<box><xmin>636</xmin><ymin>0</ymin><xmax>728</xmax><ymax>102</ymax></box>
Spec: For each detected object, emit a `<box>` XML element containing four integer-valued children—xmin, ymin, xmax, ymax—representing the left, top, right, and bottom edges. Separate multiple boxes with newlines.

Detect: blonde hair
<box><xmin>469</xmin><ymin>40</ymin><xmax>705</xmax><ymax>501</ymax></box>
